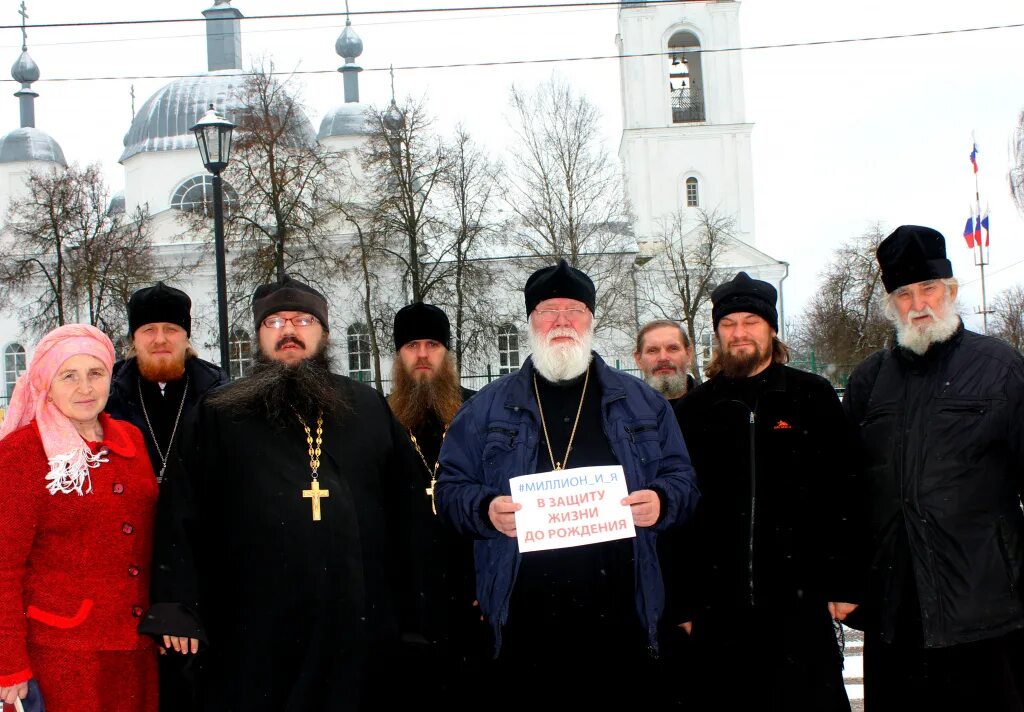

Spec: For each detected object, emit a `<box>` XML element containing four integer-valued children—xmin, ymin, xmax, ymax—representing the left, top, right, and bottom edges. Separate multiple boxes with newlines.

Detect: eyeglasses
<box><xmin>534</xmin><ymin>307</ymin><xmax>589</xmax><ymax>321</ymax></box>
<box><xmin>262</xmin><ymin>314</ymin><xmax>318</xmax><ymax>329</ymax></box>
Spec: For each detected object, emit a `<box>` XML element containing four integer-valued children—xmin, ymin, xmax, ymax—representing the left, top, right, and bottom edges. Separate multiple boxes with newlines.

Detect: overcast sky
<box><xmin>4</xmin><ymin>0</ymin><xmax>1024</xmax><ymax>330</ymax></box>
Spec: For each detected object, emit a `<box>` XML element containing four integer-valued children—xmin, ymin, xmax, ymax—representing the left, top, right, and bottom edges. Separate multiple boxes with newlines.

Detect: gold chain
<box><xmin>532</xmin><ymin>366</ymin><xmax>590</xmax><ymax>471</ymax></box>
<box><xmin>296</xmin><ymin>412</ymin><xmax>323</xmax><ymax>478</ymax></box>
<box><xmin>409</xmin><ymin>425</ymin><xmax>447</xmax><ymax>515</ymax></box>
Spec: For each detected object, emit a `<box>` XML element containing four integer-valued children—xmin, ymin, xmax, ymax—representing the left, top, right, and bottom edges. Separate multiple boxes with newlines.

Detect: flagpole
<box><xmin>972</xmin><ymin>135</ymin><xmax>990</xmax><ymax>334</ymax></box>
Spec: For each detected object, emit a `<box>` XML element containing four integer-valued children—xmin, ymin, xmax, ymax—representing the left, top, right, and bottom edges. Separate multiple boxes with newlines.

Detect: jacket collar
<box><xmin>96</xmin><ymin>412</ymin><xmax>137</xmax><ymax>457</ymax></box>
<box><xmin>706</xmin><ymin>360</ymin><xmax>787</xmax><ymax>394</ymax></box>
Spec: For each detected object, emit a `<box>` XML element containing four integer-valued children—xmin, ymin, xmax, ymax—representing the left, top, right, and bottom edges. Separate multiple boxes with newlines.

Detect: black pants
<box><xmin>865</xmin><ymin>627</ymin><xmax>1024</xmax><ymax>712</ymax></box>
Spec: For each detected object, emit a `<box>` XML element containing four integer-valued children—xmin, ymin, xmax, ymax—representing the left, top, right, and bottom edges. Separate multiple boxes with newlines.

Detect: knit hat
<box><xmin>394</xmin><ymin>302</ymin><xmax>451</xmax><ymax>350</ymax></box>
<box><xmin>252</xmin><ymin>276</ymin><xmax>329</xmax><ymax>332</ymax></box>
<box><xmin>711</xmin><ymin>272</ymin><xmax>779</xmax><ymax>332</ymax></box>
<box><xmin>876</xmin><ymin>225</ymin><xmax>954</xmax><ymax>294</ymax></box>
<box><xmin>523</xmin><ymin>259</ymin><xmax>596</xmax><ymax>316</ymax></box>
<box><xmin>128</xmin><ymin>282</ymin><xmax>192</xmax><ymax>337</ymax></box>
<box><xmin>0</xmin><ymin>324</ymin><xmax>116</xmax><ymax>495</ymax></box>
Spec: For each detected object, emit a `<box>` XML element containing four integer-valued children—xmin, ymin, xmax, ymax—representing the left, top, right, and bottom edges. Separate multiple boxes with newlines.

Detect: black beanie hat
<box><xmin>523</xmin><ymin>259</ymin><xmax>596</xmax><ymax>316</ymax></box>
<box><xmin>128</xmin><ymin>282</ymin><xmax>192</xmax><ymax>337</ymax></box>
<box><xmin>394</xmin><ymin>302</ymin><xmax>451</xmax><ymax>350</ymax></box>
<box><xmin>711</xmin><ymin>271</ymin><xmax>779</xmax><ymax>333</ymax></box>
<box><xmin>252</xmin><ymin>276</ymin><xmax>330</xmax><ymax>332</ymax></box>
<box><xmin>877</xmin><ymin>225</ymin><xmax>954</xmax><ymax>293</ymax></box>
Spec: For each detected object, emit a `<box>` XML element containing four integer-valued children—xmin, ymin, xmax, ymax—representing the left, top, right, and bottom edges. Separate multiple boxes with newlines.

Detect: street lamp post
<box><xmin>190</xmin><ymin>104</ymin><xmax>235</xmax><ymax>375</ymax></box>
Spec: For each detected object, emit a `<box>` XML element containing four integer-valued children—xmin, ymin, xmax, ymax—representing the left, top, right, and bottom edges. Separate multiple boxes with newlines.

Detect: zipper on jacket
<box><xmin>748</xmin><ymin>410</ymin><xmax>757</xmax><ymax>607</ymax></box>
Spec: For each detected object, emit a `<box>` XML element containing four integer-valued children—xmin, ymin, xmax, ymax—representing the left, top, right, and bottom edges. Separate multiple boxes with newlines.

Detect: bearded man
<box><xmin>844</xmin><ymin>225</ymin><xmax>1024</xmax><ymax>712</ymax></box>
<box><xmin>106</xmin><ymin>282</ymin><xmax>228</xmax><ymax>483</ymax></box>
<box><xmin>634</xmin><ymin>319</ymin><xmax>695</xmax><ymax>400</ymax></box>
<box><xmin>106</xmin><ymin>282</ymin><xmax>228</xmax><ymax>712</ymax></box>
<box><xmin>436</xmin><ymin>259</ymin><xmax>698</xmax><ymax>708</ymax></box>
<box><xmin>387</xmin><ymin>301</ymin><xmax>482</xmax><ymax>708</ymax></box>
<box><xmin>143</xmin><ymin>277</ymin><xmax>427</xmax><ymax>711</ymax></box>
<box><xmin>660</xmin><ymin>271</ymin><xmax>861</xmax><ymax>711</ymax></box>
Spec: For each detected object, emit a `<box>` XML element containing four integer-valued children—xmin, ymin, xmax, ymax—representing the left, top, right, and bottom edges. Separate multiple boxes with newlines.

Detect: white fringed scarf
<box><xmin>44</xmin><ymin>446</ymin><xmax>109</xmax><ymax>496</ymax></box>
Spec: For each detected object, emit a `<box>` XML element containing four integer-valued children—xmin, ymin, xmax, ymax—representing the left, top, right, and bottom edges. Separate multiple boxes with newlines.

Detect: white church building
<box><xmin>0</xmin><ymin>0</ymin><xmax>785</xmax><ymax>405</ymax></box>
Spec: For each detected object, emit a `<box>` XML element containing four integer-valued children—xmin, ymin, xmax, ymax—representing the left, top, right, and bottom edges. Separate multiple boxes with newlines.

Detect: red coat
<box><xmin>0</xmin><ymin>413</ymin><xmax>158</xmax><ymax>686</ymax></box>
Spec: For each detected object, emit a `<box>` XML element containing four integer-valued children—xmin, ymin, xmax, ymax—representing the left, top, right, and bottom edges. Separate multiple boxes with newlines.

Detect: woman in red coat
<box><xmin>0</xmin><ymin>324</ymin><xmax>159</xmax><ymax>711</ymax></box>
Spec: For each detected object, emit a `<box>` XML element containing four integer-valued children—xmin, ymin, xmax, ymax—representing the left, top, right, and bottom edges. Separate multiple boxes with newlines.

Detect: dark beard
<box><xmin>388</xmin><ymin>354</ymin><xmax>463</xmax><ymax>430</ymax></box>
<box><xmin>208</xmin><ymin>346</ymin><xmax>343</xmax><ymax>426</ymax></box>
<box><xmin>720</xmin><ymin>343</ymin><xmax>767</xmax><ymax>379</ymax></box>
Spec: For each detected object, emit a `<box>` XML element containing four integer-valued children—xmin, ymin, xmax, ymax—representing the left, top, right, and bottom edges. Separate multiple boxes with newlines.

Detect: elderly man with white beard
<box><xmin>844</xmin><ymin>225</ymin><xmax>1024</xmax><ymax>712</ymax></box>
<box><xmin>435</xmin><ymin>259</ymin><xmax>699</xmax><ymax>708</ymax></box>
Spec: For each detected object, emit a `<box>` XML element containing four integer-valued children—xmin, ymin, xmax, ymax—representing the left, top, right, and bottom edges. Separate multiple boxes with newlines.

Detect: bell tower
<box><xmin>617</xmin><ymin>0</ymin><xmax>755</xmax><ymax>251</ymax></box>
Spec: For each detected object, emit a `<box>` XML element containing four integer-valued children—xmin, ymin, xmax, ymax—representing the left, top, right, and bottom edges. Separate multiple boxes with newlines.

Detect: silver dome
<box><xmin>318</xmin><ymin>103</ymin><xmax>370</xmax><ymax>139</ymax></box>
<box><xmin>107</xmin><ymin>190</ymin><xmax>126</xmax><ymax>216</ymax></box>
<box><xmin>0</xmin><ymin>127</ymin><xmax>66</xmax><ymax>165</ymax></box>
<box><xmin>119</xmin><ymin>71</ymin><xmax>318</xmax><ymax>163</ymax></box>
<box><xmin>11</xmin><ymin>50</ymin><xmax>39</xmax><ymax>84</ymax></box>
<box><xmin>336</xmin><ymin>23</ymin><xmax>363</xmax><ymax>59</ymax></box>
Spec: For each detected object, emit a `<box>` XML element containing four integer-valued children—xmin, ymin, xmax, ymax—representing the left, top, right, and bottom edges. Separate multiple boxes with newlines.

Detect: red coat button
<box><xmin>128</xmin><ymin>565</ymin><xmax>140</xmax><ymax>577</ymax></box>
<box><xmin>122</xmin><ymin>522</ymin><xmax>134</xmax><ymax>535</ymax></box>
<box><xmin>112</xmin><ymin>483</ymin><xmax>125</xmax><ymax>494</ymax></box>
<box><xmin>131</xmin><ymin>606</ymin><xmax>143</xmax><ymax>618</ymax></box>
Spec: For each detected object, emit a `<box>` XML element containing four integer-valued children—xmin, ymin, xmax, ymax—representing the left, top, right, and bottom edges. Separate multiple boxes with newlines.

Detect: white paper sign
<box><xmin>510</xmin><ymin>465</ymin><xmax>636</xmax><ymax>553</ymax></box>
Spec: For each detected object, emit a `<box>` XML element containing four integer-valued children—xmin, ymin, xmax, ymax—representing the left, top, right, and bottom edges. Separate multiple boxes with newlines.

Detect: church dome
<box><xmin>11</xmin><ymin>50</ymin><xmax>39</xmax><ymax>84</ymax></box>
<box><xmin>120</xmin><ymin>70</ymin><xmax>317</xmax><ymax>162</ymax></box>
<box><xmin>336</xmin><ymin>24</ymin><xmax>363</xmax><ymax>59</ymax></box>
<box><xmin>318</xmin><ymin>103</ymin><xmax>370</xmax><ymax>139</ymax></box>
<box><xmin>0</xmin><ymin>126</ymin><xmax>66</xmax><ymax>165</ymax></box>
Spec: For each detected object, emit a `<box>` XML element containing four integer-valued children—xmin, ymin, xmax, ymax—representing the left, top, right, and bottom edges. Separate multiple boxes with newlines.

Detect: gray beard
<box><xmin>528</xmin><ymin>324</ymin><xmax>594</xmax><ymax>382</ymax></box>
<box><xmin>644</xmin><ymin>371</ymin><xmax>689</xmax><ymax>398</ymax></box>
<box><xmin>892</xmin><ymin>307</ymin><xmax>961</xmax><ymax>356</ymax></box>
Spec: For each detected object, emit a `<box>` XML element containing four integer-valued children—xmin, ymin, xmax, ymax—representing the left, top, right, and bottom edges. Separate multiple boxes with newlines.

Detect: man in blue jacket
<box><xmin>436</xmin><ymin>259</ymin><xmax>699</xmax><ymax>706</ymax></box>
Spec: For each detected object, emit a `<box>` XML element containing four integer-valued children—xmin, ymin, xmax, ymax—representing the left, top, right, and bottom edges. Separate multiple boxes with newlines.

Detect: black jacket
<box><xmin>106</xmin><ymin>356</ymin><xmax>229</xmax><ymax>476</ymax></box>
<box><xmin>663</xmin><ymin>363</ymin><xmax>861</xmax><ymax>625</ymax></box>
<box><xmin>844</xmin><ymin>324</ymin><xmax>1024</xmax><ymax>648</ymax></box>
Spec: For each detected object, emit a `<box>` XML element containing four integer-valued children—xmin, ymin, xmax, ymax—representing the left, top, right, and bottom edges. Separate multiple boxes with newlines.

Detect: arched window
<box><xmin>170</xmin><ymin>175</ymin><xmax>239</xmax><ymax>216</ymax></box>
<box><xmin>667</xmin><ymin>30</ymin><xmax>705</xmax><ymax>123</ymax></box>
<box><xmin>3</xmin><ymin>343</ymin><xmax>27</xmax><ymax>402</ymax></box>
<box><xmin>229</xmin><ymin>327</ymin><xmax>253</xmax><ymax>380</ymax></box>
<box><xmin>685</xmin><ymin>177</ymin><xmax>699</xmax><ymax>208</ymax></box>
<box><xmin>347</xmin><ymin>323</ymin><xmax>372</xmax><ymax>382</ymax></box>
<box><xmin>497</xmin><ymin>325</ymin><xmax>520</xmax><ymax>375</ymax></box>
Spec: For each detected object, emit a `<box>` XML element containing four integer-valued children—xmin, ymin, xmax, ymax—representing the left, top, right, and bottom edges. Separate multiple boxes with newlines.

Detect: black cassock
<box><xmin>145</xmin><ymin>375</ymin><xmax>428</xmax><ymax>712</ymax></box>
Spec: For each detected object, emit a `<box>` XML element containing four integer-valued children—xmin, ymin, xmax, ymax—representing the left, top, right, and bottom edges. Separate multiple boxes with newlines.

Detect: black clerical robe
<box><xmin>146</xmin><ymin>374</ymin><xmax>428</xmax><ymax>712</ymax></box>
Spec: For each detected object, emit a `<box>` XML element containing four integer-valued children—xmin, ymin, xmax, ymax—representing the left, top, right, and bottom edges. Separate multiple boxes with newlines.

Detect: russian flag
<box><xmin>963</xmin><ymin>216</ymin><xmax>975</xmax><ymax>248</ymax></box>
<box><xmin>981</xmin><ymin>208</ymin><xmax>990</xmax><ymax>247</ymax></box>
<box><xmin>970</xmin><ymin>143</ymin><xmax>979</xmax><ymax>174</ymax></box>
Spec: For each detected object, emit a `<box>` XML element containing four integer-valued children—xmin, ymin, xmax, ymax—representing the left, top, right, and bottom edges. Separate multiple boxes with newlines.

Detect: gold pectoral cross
<box><xmin>303</xmin><ymin>479</ymin><xmax>330</xmax><ymax>521</ymax></box>
<box><xmin>426</xmin><ymin>478</ymin><xmax>437</xmax><ymax>515</ymax></box>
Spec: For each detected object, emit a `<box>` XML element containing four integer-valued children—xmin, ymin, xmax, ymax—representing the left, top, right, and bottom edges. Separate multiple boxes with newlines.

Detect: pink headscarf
<box><xmin>0</xmin><ymin>324</ymin><xmax>116</xmax><ymax>495</ymax></box>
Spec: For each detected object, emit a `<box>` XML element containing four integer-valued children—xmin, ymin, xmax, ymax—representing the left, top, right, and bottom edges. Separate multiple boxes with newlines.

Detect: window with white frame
<box><xmin>229</xmin><ymin>327</ymin><xmax>253</xmax><ymax>380</ymax></box>
<box><xmin>497</xmin><ymin>325</ymin><xmax>520</xmax><ymax>375</ymax></box>
<box><xmin>171</xmin><ymin>175</ymin><xmax>239</xmax><ymax>216</ymax></box>
<box><xmin>3</xmin><ymin>343</ymin><xmax>26</xmax><ymax>403</ymax></box>
<box><xmin>347</xmin><ymin>323</ymin><xmax>372</xmax><ymax>382</ymax></box>
<box><xmin>685</xmin><ymin>177</ymin><xmax>699</xmax><ymax>208</ymax></box>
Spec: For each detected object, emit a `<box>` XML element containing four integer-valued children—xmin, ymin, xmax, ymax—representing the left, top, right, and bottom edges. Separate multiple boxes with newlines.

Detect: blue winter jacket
<box><xmin>436</xmin><ymin>353</ymin><xmax>700</xmax><ymax>655</ymax></box>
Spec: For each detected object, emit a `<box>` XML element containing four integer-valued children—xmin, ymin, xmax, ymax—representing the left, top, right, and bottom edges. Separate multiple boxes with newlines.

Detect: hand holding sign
<box><xmin>488</xmin><ymin>495</ymin><xmax>522</xmax><ymax>537</ymax></box>
<box><xmin>510</xmin><ymin>465</ymin><xmax>636</xmax><ymax>553</ymax></box>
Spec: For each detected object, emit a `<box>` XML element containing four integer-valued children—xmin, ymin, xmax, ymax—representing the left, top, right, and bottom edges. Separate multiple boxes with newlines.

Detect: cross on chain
<box><xmin>303</xmin><ymin>480</ymin><xmax>330</xmax><ymax>521</ymax></box>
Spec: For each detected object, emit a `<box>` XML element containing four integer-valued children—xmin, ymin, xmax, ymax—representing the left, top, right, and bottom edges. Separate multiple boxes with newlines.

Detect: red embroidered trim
<box><xmin>0</xmin><ymin>667</ymin><xmax>32</xmax><ymax>686</ymax></box>
<box><xmin>26</xmin><ymin>598</ymin><xmax>94</xmax><ymax>629</ymax></box>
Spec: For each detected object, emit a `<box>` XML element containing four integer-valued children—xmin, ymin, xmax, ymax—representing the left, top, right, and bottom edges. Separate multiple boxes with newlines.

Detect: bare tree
<box><xmin>361</xmin><ymin>97</ymin><xmax>452</xmax><ymax>303</ymax></box>
<box><xmin>992</xmin><ymin>284</ymin><xmax>1024</xmax><ymax>352</ymax></box>
<box><xmin>1011</xmin><ymin>111</ymin><xmax>1024</xmax><ymax>216</ymax></box>
<box><xmin>0</xmin><ymin>163</ymin><xmax>154</xmax><ymax>336</ymax></box>
<box><xmin>436</xmin><ymin>125</ymin><xmax>502</xmax><ymax>372</ymax></box>
<box><xmin>636</xmin><ymin>208</ymin><xmax>733</xmax><ymax>383</ymax></box>
<box><xmin>791</xmin><ymin>223</ymin><xmax>891</xmax><ymax>380</ymax></box>
<box><xmin>181</xmin><ymin>61</ymin><xmax>344</xmax><ymax>323</ymax></box>
<box><xmin>504</xmin><ymin>75</ymin><xmax>635</xmax><ymax>336</ymax></box>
